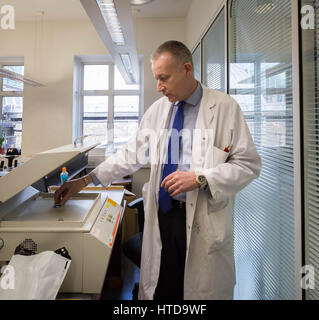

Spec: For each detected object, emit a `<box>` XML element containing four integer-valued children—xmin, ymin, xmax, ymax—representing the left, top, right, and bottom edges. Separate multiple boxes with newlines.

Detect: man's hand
<box><xmin>161</xmin><ymin>171</ymin><xmax>199</xmax><ymax>197</ymax></box>
<box><xmin>54</xmin><ymin>175</ymin><xmax>92</xmax><ymax>206</ymax></box>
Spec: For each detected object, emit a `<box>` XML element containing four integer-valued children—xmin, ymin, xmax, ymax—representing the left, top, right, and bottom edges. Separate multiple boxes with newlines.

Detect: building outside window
<box><xmin>79</xmin><ymin>59</ymin><xmax>142</xmax><ymax>155</ymax></box>
<box><xmin>230</xmin><ymin>61</ymin><xmax>289</xmax><ymax>147</ymax></box>
<box><xmin>0</xmin><ymin>64</ymin><xmax>24</xmax><ymax>150</ymax></box>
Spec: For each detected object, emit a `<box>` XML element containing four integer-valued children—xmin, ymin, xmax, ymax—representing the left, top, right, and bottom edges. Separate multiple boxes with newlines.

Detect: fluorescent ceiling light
<box><xmin>120</xmin><ymin>53</ymin><xmax>135</xmax><ymax>83</ymax></box>
<box><xmin>0</xmin><ymin>68</ymin><xmax>44</xmax><ymax>87</ymax></box>
<box><xmin>81</xmin><ymin>0</ymin><xmax>140</xmax><ymax>84</ymax></box>
<box><xmin>96</xmin><ymin>0</ymin><xmax>125</xmax><ymax>45</ymax></box>
<box><xmin>130</xmin><ymin>0</ymin><xmax>156</xmax><ymax>5</ymax></box>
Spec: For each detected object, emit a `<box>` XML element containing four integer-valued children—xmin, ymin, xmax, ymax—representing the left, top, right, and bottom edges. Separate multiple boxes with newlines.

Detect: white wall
<box><xmin>0</xmin><ymin>19</ymin><xmax>106</xmax><ymax>156</ymax></box>
<box><xmin>135</xmin><ymin>17</ymin><xmax>185</xmax><ymax>109</ymax></box>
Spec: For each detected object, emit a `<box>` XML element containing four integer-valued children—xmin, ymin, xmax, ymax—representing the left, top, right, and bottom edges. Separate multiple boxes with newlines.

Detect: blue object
<box><xmin>158</xmin><ymin>101</ymin><xmax>185</xmax><ymax>213</ymax></box>
<box><xmin>61</xmin><ymin>173</ymin><xmax>68</xmax><ymax>183</ymax></box>
<box><xmin>60</xmin><ymin>169</ymin><xmax>68</xmax><ymax>184</ymax></box>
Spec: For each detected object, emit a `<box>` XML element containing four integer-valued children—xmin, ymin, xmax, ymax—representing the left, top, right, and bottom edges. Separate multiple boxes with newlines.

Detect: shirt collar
<box><xmin>175</xmin><ymin>82</ymin><xmax>202</xmax><ymax>107</ymax></box>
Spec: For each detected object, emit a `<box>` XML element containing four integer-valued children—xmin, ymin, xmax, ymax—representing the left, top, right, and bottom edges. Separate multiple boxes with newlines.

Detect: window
<box><xmin>202</xmin><ymin>7</ymin><xmax>226</xmax><ymax>92</ymax></box>
<box><xmin>78</xmin><ymin>58</ymin><xmax>142</xmax><ymax>154</ymax></box>
<box><xmin>230</xmin><ymin>61</ymin><xmax>291</xmax><ymax>147</ymax></box>
<box><xmin>0</xmin><ymin>64</ymin><xmax>24</xmax><ymax>149</ymax></box>
<box><xmin>229</xmin><ymin>0</ymin><xmax>296</xmax><ymax>299</ymax></box>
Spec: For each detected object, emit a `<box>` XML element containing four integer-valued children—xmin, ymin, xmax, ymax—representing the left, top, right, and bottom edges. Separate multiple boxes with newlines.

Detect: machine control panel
<box><xmin>91</xmin><ymin>197</ymin><xmax>123</xmax><ymax>248</ymax></box>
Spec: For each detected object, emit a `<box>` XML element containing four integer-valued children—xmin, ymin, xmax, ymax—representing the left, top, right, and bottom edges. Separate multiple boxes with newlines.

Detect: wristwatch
<box><xmin>195</xmin><ymin>172</ymin><xmax>208</xmax><ymax>190</ymax></box>
<box><xmin>83</xmin><ymin>175</ymin><xmax>91</xmax><ymax>187</ymax></box>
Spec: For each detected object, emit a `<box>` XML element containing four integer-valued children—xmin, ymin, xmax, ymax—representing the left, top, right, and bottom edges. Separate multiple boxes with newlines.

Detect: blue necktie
<box><xmin>159</xmin><ymin>101</ymin><xmax>185</xmax><ymax>213</ymax></box>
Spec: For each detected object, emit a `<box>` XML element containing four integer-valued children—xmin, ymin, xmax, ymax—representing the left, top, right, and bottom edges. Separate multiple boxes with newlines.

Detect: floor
<box><xmin>100</xmin><ymin>254</ymin><xmax>140</xmax><ymax>300</ymax></box>
<box><xmin>56</xmin><ymin>254</ymin><xmax>140</xmax><ymax>301</ymax></box>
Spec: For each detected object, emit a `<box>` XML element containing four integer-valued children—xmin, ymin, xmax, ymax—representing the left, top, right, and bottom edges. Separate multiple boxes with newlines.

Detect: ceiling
<box><xmin>0</xmin><ymin>0</ymin><xmax>192</xmax><ymax>21</ymax></box>
<box><xmin>131</xmin><ymin>0</ymin><xmax>192</xmax><ymax>18</ymax></box>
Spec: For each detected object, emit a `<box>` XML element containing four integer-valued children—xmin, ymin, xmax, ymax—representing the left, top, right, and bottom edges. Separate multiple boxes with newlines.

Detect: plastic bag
<box><xmin>0</xmin><ymin>246</ymin><xmax>71</xmax><ymax>300</ymax></box>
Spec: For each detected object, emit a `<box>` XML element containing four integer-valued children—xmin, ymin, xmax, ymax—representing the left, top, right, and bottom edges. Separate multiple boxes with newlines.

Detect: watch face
<box><xmin>197</xmin><ymin>175</ymin><xmax>207</xmax><ymax>189</ymax></box>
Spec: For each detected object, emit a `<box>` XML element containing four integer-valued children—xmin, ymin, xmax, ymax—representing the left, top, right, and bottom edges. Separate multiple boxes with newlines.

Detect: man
<box><xmin>55</xmin><ymin>40</ymin><xmax>261</xmax><ymax>300</ymax></box>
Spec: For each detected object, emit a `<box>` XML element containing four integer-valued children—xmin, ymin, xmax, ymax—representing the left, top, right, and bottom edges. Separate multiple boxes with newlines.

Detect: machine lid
<box><xmin>0</xmin><ymin>142</ymin><xmax>99</xmax><ymax>203</ymax></box>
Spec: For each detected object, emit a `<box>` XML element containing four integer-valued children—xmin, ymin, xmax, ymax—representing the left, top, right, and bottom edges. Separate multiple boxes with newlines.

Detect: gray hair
<box><xmin>151</xmin><ymin>40</ymin><xmax>194</xmax><ymax>68</ymax></box>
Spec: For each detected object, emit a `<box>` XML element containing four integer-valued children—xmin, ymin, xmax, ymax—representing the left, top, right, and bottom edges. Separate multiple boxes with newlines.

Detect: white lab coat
<box><xmin>92</xmin><ymin>85</ymin><xmax>261</xmax><ymax>300</ymax></box>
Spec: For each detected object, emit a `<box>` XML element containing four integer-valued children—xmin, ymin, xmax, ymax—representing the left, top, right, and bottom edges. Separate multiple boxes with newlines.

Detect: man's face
<box><xmin>152</xmin><ymin>52</ymin><xmax>190</xmax><ymax>103</ymax></box>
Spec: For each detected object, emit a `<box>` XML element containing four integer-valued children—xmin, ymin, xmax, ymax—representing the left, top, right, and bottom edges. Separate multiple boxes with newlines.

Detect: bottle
<box><xmin>60</xmin><ymin>167</ymin><xmax>68</xmax><ymax>184</ymax></box>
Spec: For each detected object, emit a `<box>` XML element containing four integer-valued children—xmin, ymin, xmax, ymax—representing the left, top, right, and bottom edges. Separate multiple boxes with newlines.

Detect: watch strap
<box><xmin>83</xmin><ymin>176</ymin><xmax>90</xmax><ymax>186</ymax></box>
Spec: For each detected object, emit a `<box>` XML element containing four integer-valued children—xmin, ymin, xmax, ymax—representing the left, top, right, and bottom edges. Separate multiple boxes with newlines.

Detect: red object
<box><xmin>224</xmin><ymin>144</ymin><xmax>232</xmax><ymax>153</ymax></box>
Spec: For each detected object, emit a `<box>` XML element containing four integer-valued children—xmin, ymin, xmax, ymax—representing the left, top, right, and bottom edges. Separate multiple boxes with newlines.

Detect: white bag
<box><xmin>0</xmin><ymin>250</ymin><xmax>71</xmax><ymax>300</ymax></box>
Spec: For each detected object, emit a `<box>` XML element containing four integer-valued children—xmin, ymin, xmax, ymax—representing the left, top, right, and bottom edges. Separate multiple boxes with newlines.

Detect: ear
<box><xmin>183</xmin><ymin>62</ymin><xmax>193</xmax><ymax>75</ymax></box>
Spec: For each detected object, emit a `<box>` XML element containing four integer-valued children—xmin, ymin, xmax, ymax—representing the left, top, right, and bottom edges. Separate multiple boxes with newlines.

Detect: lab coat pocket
<box><xmin>212</xmin><ymin>146</ymin><xmax>229</xmax><ymax>168</ymax></box>
<box><xmin>207</xmin><ymin>191</ymin><xmax>229</xmax><ymax>212</ymax></box>
<box><xmin>205</xmin><ymin>203</ymin><xmax>232</xmax><ymax>253</ymax></box>
<box><xmin>204</xmin><ymin>145</ymin><xmax>229</xmax><ymax>169</ymax></box>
